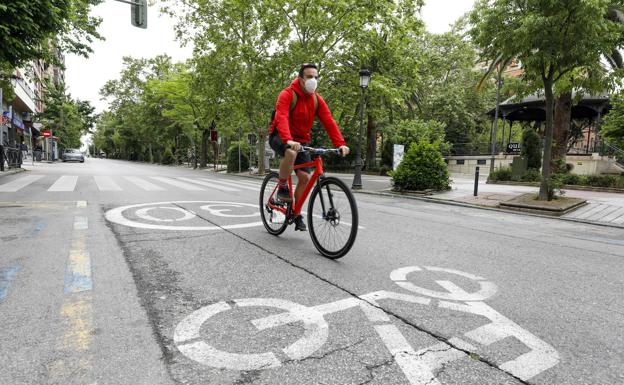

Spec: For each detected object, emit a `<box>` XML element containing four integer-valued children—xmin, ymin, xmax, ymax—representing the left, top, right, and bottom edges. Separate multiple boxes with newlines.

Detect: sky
<box><xmin>65</xmin><ymin>0</ymin><xmax>476</xmax><ymax>113</ymax></box>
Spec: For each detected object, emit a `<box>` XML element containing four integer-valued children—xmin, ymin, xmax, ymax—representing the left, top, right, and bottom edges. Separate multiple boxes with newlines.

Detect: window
<box><xmin>477</xmin><ymin>159</ymin><xmax>487</xmax><ymax>165</ymax></box>
<box><xmin>456</xmin><ymin>159</ymin><xmax>465</xmax><ymax>165</ymax></box>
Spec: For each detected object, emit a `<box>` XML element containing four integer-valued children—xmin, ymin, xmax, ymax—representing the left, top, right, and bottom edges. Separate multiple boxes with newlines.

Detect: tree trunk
<box><xmin>200</xmin><ymin>130</ymin><xmax>208</xmax><ymax>168</ymax></box>
<box><xmin>539</xmin><ymin>78</ymin><xmax>555</xmax><ymax>201</ymax></box>
<box><xmin>552</xmin><ymin>91</ymin><xmax>572</xmax><ymax>173</ymax></box>
<box><xmin>366</xmin><ymin>113</ymin><xmax>377</xmax><ymax>169</ymax></box>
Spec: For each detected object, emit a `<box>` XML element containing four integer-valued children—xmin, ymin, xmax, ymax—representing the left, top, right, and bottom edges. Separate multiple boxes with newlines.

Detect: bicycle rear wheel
<box><xmin>307</xmin><ymin>177</ymin><xmax>358</xmax><ymax>259</ymax></box>
<box><xmin>260</xmin><ymin>172</ymin><xmax>289</xmax><ymax>236</ymax></box>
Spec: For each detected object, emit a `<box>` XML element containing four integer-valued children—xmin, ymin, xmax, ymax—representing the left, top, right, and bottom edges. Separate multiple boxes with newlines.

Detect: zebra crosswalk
<box><xmin>0</xmin><ymin>174</ymin><xmax>264</xmax><ymax>194</ymax></box>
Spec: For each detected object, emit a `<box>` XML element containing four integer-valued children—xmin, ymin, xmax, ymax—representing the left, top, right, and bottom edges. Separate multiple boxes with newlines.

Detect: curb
<box><xmin>487</xmin><ymin>180</ymin><xmax>624</xmax><ymax>194</ymax></box>
<box><xmin>0</xmin><ymin>167</ymin><xmax>26</xmax><ymax>179</ymax></box>
<box><xmin>352</xmin><ymin>189</ymin><xmax>624</xmax><ymax>230</ymax></box>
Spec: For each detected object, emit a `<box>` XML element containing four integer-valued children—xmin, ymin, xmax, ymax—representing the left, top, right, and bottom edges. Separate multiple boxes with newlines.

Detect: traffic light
<box><xmin>131</xmin><ymin>0</ymin><xmax>147</xmax><ymax>29</ymax></box>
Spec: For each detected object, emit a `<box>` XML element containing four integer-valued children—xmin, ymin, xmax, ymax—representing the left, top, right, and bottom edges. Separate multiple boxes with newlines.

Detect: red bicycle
<box><xmin>259</xmin><ymin>146</ymin><xmax>358</xmax><ymax>259</ymax></box>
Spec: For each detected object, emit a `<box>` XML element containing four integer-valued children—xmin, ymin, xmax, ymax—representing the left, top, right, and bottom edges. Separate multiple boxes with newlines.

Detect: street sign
<box><xmin>507</xmin><ymin>142</ymin><xmax>521</xmax><ymax>153</ymax></box>
<box><xmin>43</xmin><ymin>131</ymin><xmax>51</xmax><ymax>138</ymax></box>
<box><xmin>393</xmin><ymin>144</ymin><xmax>405</xmax><ymax>170</ymax></box>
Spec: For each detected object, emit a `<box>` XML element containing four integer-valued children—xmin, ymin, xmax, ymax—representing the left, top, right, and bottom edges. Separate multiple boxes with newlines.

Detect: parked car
<box><xmin>62</xmin><ymin>149</ymin><xmax>85</xmax><ymax>163</ymax></box>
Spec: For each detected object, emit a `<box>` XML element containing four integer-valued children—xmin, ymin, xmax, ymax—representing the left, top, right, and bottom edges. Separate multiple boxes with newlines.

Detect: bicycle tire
<box><xmin>260</xmin><ymin>172</ymin><xmax>289</xmax><ymax>236</ymax></box>
<box><xmin>307</xmin><ymin>177</ymin><xmax>358</xmax><ymax>259</ymax></box>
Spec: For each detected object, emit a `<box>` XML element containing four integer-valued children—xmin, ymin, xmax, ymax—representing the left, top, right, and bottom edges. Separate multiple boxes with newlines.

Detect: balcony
<box><xmin>10</xmin><ymin>77</ymin><xmax>37</xmax><ymax>113</ymax></box>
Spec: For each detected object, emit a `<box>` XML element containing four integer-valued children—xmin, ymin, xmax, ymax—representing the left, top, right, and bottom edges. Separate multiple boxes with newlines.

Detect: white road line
<box><xmin>93</xmin><ymin>176</ymin><xmax>122</xmax><ymax>191</ymax></box>
<box><xmin>150</xmin><ymin>177</ymin><xmax>204</xmax><ymax>191</ymax></box>
<box><xmin>176</xmin><ymin>177</ymin><xmax>240</xmax><ymax>192</ymax></box>
<box><xmin>0</xmin><ymin>175</ymin><xmax>44</xmax><ymax>192</ymax></box>
<box><xmin>48</xmin><ymin>176</ymin><xmax>78</xmax><ymax>192</ymax></box>
<box><xmin>123</xmin><ymin>176</ymin><xmax>166</xmax><ymax>191</ymax></box>
<box><xmin>230</xmin><ymin>179</ymin><xmax>263</xmax><ymax>187</ymax></box>
<box><xmin>374</xmin><ymin>324</ymin><xmax>441</xmax><ymax>385</ymax></box>
<box><xmin>201</xmin><ymin>178</ymin><xmax>260</xmax><ymax>191</ymax></box>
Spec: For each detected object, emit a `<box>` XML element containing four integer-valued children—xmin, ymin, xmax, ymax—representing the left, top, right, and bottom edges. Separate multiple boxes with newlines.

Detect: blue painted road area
<box><xmin>0</xmin><ymin>266</ymin><xmax>20</xmax><ymax>301</ymax></box>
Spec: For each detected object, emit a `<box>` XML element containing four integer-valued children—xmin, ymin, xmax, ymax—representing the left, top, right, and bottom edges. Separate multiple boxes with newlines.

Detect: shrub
<box><xmin>227</xmin><ymin>142</ymin><xmax>250</xmax><ymax>173</ymax></box>
<box><xmin>585</xmin><ymin>175</ymin><xmax>618</xmax><ymax>188</ymax></box>
<box><xmin>521</xmin><ymin>127</ymin><xmax>542</xmax><ymax>170</ymax></box>
<box><xmin>390</xmin><ymin>140</ymin><xmax>450</xmax><ymax>191</ymax></box>
<box><xmin>489</xmin><ymin>167</ymin><xmax>512</xmax><ymax>181</ymax></box>
<box><xmin>391</xmin><ymin>119</ymin><xmax>447</xmax><ymax>151</ymax></box>
<box><xmin>521</xmin><ymin>169</ymin><xmax>542</xmax><ymax>182</ymax></box>
<box><xmin>555</xmin><ymin>173</ymin><xmax>585</xmax><ymax>185</ymax></box>
<box><xmin>161</xmin><ymin>148</ymin><xmax>174</xmax><ymax>165</ymax></box>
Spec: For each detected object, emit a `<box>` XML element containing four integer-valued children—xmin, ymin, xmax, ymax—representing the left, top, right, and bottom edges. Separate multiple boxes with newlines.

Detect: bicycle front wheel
<box><xmin>307</xmin><ymin>177</ymin><xmax>358</xmax><ymax>259</ymax></box>
<box><xmin>260</xmin><ymin>172</ymin><xmax>289</xmax><ymax>236</ymax></box>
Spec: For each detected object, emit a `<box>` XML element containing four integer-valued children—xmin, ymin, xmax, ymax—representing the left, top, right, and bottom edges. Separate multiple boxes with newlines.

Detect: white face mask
<box><xmin>304</xmin><ymin>78</ymin><xmax>318</xmax><ymax>93</ymax></box>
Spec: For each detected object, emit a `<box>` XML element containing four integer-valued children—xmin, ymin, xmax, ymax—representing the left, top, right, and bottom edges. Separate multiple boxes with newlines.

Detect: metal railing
<box><xmin>0</xmin><ymin>145</ymin><xmax>22</xmax><ymax>171</ymax></box>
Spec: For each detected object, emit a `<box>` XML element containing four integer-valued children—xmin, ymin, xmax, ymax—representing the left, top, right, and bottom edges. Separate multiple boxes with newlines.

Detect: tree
<box><xmin>470</xmin><ymin>0</ymin><xmax>624</xmax><ymax>200</ymax></box>
<box><xmin>0</xmin><ymin>0</ymin><xmax>102</xmax><ymax>68</ymax></box>
<box><xmin>36</xmin><ymin>81</ymin><xmax>87</xmax><ymax>149</ymax></box>
<box><xmin>601</xmin><ymin>91</ymin><xmax>624</xmax><ymax>150</ymax></box>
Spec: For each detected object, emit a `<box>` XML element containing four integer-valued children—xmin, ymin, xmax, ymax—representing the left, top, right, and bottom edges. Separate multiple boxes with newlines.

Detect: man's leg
<box><xmin>293</xmin><ymin>170</ymin><xmax>310</xmax><ymax>231</ymax></box>
<box><xmin>279</xmin><ymin>149</ymin><xmax>297</xmax><ymax>180</ymax></box>
<box><xmin>294</xmin><ymin>170</ymin><xmax>310</xmax><ymax>204</ymax></box>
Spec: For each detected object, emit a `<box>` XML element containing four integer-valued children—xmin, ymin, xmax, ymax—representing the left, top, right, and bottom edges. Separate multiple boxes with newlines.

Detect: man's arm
<box><xmin>317</xmin><ymin>95</ymin><xmax>346</xmax><ymax>148</ymax></box>
<box><xmin>273</xmin><ymin>89</ymin><xmax>294</xmax><ymax>143</ymax></box>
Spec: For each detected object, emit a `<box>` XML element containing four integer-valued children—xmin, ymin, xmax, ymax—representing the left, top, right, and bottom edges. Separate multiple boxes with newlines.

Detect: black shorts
<box><xmin>269</xmin><ymin>131</ymin><xmax>312</xmax><ymax>173</ymax></box>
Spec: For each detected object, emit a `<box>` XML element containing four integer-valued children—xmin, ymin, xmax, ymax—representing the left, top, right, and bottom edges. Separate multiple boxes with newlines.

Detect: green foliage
<box><xmin>521</xmin><ymin>169</ymin><xmax>542</xmax><ymax>182</ymax></box>
<box><xmin>521</xmin><ymin>127</ymin><xmax>542</xmax><ymax>170</ymax></box>
<box><xmin>162</xmin><ymin>148</ymin><xmax>174</xmax><ymax>165</ymax></box>
<box><xmin>601</xmin><ymin>91</ymin><xmax>624</xmax><ymax>150</ymax></box>
<box><xmin>390</xmin><ymin>140</ymin><xmax>450</xmax><ymax>191</ymax></box>
<box><xmin>469</xmin><ymin>0</ymin><xmax>624</xmax><ymax>200</ymax></box>
<box><xmin>585</xmin><ymin>174</ymin><xmax>620</xmax><ymax>188</ymax></box>
<box><xmin>390</xmin><ymin>119</ymin><xmax>449</xmax><ymax>152</ymax></box>
<box><xmin>555</xmin><ymin>173</ymin><xmax>585</xmax><ymax>185</ymax></box>
<box><xmin>91</xmin><ymin>0</ymin><xmax>491</xmax><ymax>172</ymax></box>
<box><xmin>489</xmin><ymin>168</ymin><xmax>512</xmax><ymax>181</ymax></box>
<box><xmin>0</xmin><ymin>0</ymin><xmax>102</xmax><ymax>68</ymax></box>
<box><xmin>35</xmin><ymin>81</ymin><xmax>91</xmax><ymax>150</ymax></box>
<box><xmin>227</xmin><ymin>142</ymin><xmax>250</xmax><ymax>173</ymax></box>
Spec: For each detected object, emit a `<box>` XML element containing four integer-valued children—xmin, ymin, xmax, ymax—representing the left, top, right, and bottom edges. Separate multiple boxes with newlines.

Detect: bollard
<box><xmin>474</xmin><ymin>166</ymin><xmax>479</xmax><ymax>196</ymax></box>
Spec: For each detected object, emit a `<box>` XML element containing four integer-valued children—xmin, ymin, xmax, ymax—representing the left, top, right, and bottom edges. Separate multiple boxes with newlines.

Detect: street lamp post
<box><xmin>352</xmin><ymin>69</ymin><xmax>371</xmax><ymax>190</ymax></box>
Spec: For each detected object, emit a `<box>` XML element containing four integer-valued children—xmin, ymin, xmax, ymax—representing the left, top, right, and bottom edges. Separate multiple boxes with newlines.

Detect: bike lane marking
<box><xmin>174</xmin><ymin>298</ymin><xmax>328</xmax><ymax>370</ymax></box>
<box><xmin>172</xmin><ymin>264</ymin><xmax>560</xmax><ymax>383</ymax></box>
<box><xmin>105</xmin><ymin>201</ymin><xmax>263</xmax><ymax>231</ymax></box>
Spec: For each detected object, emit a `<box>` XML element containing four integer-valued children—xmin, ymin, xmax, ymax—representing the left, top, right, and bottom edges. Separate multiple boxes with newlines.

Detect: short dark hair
<box><xmin>298</xmin><ymin>63</ymin><xmax>318</xmax><ymax>78</ymax></box>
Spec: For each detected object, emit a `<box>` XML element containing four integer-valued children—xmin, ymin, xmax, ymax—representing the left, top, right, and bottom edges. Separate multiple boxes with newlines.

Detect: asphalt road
<box><xmin>0</xmin><ymin>158</ymin><xmax>623</xmax><ymax>385</ymax></box>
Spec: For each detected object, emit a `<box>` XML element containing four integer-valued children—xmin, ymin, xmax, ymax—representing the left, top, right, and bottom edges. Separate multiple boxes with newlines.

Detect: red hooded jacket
<box><xmin>269</xmin><ymin>78</ymin><xmax>346</xmax><ymax>147</ymax></box>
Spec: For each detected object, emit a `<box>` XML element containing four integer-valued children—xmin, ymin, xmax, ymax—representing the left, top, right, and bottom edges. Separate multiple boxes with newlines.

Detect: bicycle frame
<box><xmin>266</xmin><ymin>154</ymin><xmax>325</xmax><ymax>218</ymax></box>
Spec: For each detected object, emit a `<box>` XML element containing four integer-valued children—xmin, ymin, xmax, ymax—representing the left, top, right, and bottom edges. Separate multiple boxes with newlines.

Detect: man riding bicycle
<box><xmin>269</xmin><ymin>63</ymin><xmax>350</xmax><ymax>231</ymax></box>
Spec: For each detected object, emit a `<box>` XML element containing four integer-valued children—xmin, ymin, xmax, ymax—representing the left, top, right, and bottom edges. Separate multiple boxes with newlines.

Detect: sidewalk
<box><xmin>224</xmin><ymin>169</ymin><xmax>624</xmax><ymax>229</ymax></box>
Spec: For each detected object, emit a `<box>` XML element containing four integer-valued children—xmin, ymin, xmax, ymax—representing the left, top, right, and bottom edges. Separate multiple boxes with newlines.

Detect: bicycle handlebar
<box><xmin>286</xmin><ymin>144</ymin><xmax>342</xmax><ymax>156</ymax></box>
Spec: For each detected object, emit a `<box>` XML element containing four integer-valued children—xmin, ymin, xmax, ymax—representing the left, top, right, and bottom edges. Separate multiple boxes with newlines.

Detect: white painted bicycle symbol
<box><xmin>105</xmin><ymin>201</ymin><xmax>263</xmax><ymax>231</ymax></box>
<box><xmin>174</xmin><ymin>266</ymin><xmax>560</xmax><ymax>384</ymax></box>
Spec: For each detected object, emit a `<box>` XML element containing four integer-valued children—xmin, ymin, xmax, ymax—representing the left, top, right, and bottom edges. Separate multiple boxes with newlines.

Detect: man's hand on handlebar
<box><xmin>339</xmin><ymin>145</ymin><xmax>350</xmax><ymax>157</ymax></box>
<box><xmin>286</xmin><ymin>140</ymin><xmax>302</xmax><ymax>152</ymax></box>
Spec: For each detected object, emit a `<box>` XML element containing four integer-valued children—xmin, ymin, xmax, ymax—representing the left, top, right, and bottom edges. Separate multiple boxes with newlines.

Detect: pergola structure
<box><xmin>488</xmin><ymin>92</ymin><xmax>610</xmax><ymax>153</ymax></box>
